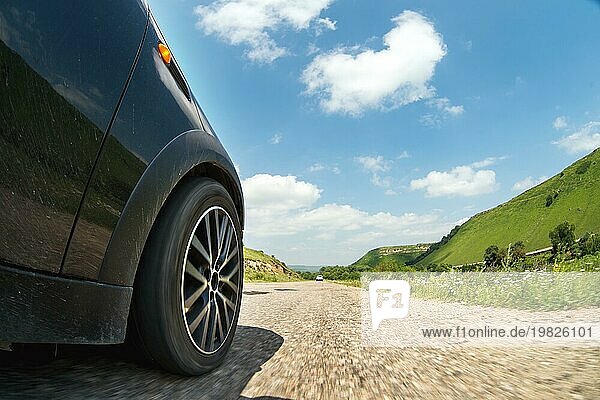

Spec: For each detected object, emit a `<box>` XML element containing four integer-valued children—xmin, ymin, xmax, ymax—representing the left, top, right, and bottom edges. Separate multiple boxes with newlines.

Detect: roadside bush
<box><xmin>510</xmin><ymin>241</ymin><xmax>526</xmax><ymax>262</ymax></box>
<box><xmin>459</xmin><ymin>263</ymin><xmax>483</xmax><ymax>272</ymax></box>
<box><xmin>481</xmin><ymin>241</ymin><xmax>527</xmax><ymax>271</ymax></box>
<box><xmin>545</xmin><ymin>194</ymin><xmax>554</xmax><ymax>207</ymax></box>
<box><xmin>520</xmin><ymin>253</ymin><xmax>552</xmax><ymax>271</ymax></box>
<box><xmin>553</xmin><ymin>251</ymin><xmax>600</xmax><ymax>272</ymax></box>
<box><xmin>579</xmin><ymin>232</ymin><xmax>600</xmax><ymax>256</ymax></box>
<box><xmin>501</xmin><ymin>241</ymin><xmax>527</xmax><ymax>270</ymax></box>
<box><xmin>246</xmin><ymin>271</ymin><xmax>283</xmax><ymax>282</ymax></box>
<box><xmin>320</xmin><ymin>264</ymin><xmax>370</xmax><ymax>281</ymax></box>
<box><xmin>549</xmin><ymin>221</ymin><xmax>576</xmax><ymax>257</ymax></box>
<box><xmin>423</xmin><ymin>263</ymin><xmax>454</xmax><ymax>272</ymax></box>
<box><xmin>299</xmin><ymin>271</ymin><xmax>317</xmax><ymax>280</ymax></box>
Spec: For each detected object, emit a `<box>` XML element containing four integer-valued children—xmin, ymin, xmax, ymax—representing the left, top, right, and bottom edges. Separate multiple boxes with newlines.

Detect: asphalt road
<box><xmin>0</xmin><ymin>281</ymin><xmax>598</xmax><ymax>399</ymax></box>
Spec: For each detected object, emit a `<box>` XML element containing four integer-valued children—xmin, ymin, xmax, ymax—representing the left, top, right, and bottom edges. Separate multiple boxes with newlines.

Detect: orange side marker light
<box><xmin>158</xmin><ymin>43</ymin><xmax>172</xmax><ymax>65</ymax></box>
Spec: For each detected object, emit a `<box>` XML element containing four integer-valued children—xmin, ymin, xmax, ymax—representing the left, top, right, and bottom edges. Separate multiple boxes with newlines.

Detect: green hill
<box><xmin>419</xmin><ymin>148</ymin><xmax>600</xmax><ymax>266</ymax></box>
<box><xmin>351</xmin><ymin>244</ymin><xmax>431</xmax><ymax>269</ymax></box>
<box><xmin>243</xmin><ymin>247</ymin><xmax>301</xmax><ymax>282</ymax></box>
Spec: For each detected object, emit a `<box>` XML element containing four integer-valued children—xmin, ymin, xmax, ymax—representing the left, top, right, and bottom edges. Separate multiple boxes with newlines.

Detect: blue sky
<box><xmin>149</xmin><ymin>0</ymin><xmax>600</xmax><ymax>265</ymax></box>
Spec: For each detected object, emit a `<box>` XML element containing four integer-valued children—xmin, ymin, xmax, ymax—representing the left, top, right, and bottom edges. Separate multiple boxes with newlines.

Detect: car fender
<box><xmin>97</xmin><ymin>129</ymin><xmax>244</xmax><ymax>286</ymax></box>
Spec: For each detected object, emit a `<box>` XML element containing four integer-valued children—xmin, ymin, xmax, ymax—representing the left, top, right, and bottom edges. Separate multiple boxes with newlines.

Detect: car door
<box><xmin>0</xmin><ymin>0</ymin><xmax>148</xmax><ymax>273</ymax></box>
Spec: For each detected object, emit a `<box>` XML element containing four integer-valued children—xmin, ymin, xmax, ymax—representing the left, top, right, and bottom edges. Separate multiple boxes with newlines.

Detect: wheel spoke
<box><xmin>188</xmin><ymin>302</ymin><xmax>210</xmax><ymax>334</ymax></box>
<box><xmin>220</xmin><ymin>295</ymin><xmax>231</xmax><ymax>328</ymax></box>
<box><xmin>215</xmin><ymin>210</ymin><xmax>220</xmax><ymax>258</ymax></box>
<box><xmin>220</xmin><ymin>262</ymin><xmax>240</xmax><ymax>281</ymax></box>
<box><xmin>185</xmin><ymin>260</ymin><xmax>206</xmax><ymax>283</ymax></box>
<box><xmin>217</xmin><ymin>291</ymin><xmax>236</xmax><ymax>311</ymax></box>
<box><xmin>219</xmin><ymin>226</ymin><xmax>234</xmax><ymax>271</ymax></box>
<box><xmin>191</xmin><ymin>236</ymin><xmax>211</xmax><ymax>264</ymax></box>
<box><xmin>220</xmin><ymin>276</ymin><xmax>239</xmax><ymax>294</ymax></box>
<box><xmin>184</xmin><ymin>283</ymin><xmax>208</xmax><ymax>309</ymax></box>
<box><xmin>221</xmin><ymin>246</ymin><xmax>238</xmax><ymax>271</ymax></box>
<box><xmin>215</xmin><ymin>304</ymin><xmax>224</xmax><ymax>343</ymax></box>
<box><xmin>210</xmin><ymin>303</ymin><xmax>219</xmax><ymax>349</ymax></box>
<box><xmin>199</xmin><ymin>302</ymin><xmax>211</xmax><ymax>349</ymax></box>
<box><xmin>204</xmin><ymin>216</ymin><xmax>213</xmax><ymax>265</ymax></box>
<box><xmin>214</xmin><ymin>210</ymin><xmax>221</xmax><ymax>260</ymax></box>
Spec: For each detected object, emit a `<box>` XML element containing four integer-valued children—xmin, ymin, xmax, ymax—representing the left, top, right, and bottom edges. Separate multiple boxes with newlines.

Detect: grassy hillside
<box><xmin>420</xmin><ymin>149</ymin><xmax>600</xmax><ymax>266</ymax></box>
<box><xmin>351</xmin><ymin>244</ymin><xmax>431</xmax><ymax>269</ymax></box>
<box><xmin>303</xmin><ymin>244</ymin><xmax>432</xmax><ymax>282</ymax></box>
<box><xmin>244</xmin><ymin>247</ymin><xmax>301</xmax><ymax>282</ymax></box>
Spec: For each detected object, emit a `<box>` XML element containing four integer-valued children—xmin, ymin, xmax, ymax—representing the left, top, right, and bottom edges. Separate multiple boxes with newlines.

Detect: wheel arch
<box><xmin>97</xmin><ymin>129</ymin><xmax>244</xmax><ymax>287</ymax></box>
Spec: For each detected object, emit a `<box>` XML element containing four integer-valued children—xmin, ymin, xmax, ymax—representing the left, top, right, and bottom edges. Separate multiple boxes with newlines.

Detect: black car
<box><xmin>0</xmin><ymin>0</ymin><xmax>244</xmax><ymax>375</ymax></box>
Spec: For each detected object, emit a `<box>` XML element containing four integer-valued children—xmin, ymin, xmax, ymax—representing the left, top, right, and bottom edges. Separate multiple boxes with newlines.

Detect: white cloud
<box><xmin>470</xmin><ymin>156</ymin><xmax>506</xmax><ymax>169</ymax></box>
<box><xmin>269</xmin><ymin>133</ymin><xmax>283</xmax><ymax>144</ymax></box>
<box><xmin>301</xmin><ymin>10</ymin><xmax>446</xmax><ymax>115</ymax></box>
<box><xmin>308</xmin><ymin>163</ymin><xmax>325</xmax><ymax>172</ymax></box>
<box><xmin>242</xmin><ymin>174</ymin><xmax>461</xmax><ymax>264</ymax></box>
<box><xmin>397</xmin><ymin>151</ymin><xmax>411</xmax><ymax>159</ymax></box>
<box><xmin>553</xmin><ymin>116</ymin><xmax>568</xmax><ymax>130</ymax></box>
<box><xmin>308</xmin><ymin>163</ymin><xmax>341</xmax><ymax>174</ymax></box>
<box><xmin>306</xmin><ymin>43</ymin><xmax>320</xmax><ymax>56</ymax></box>
<box><xmin>410</xmin><ymin>164</ymin><xmax>497</xmax><ymax>198</ymax></box>
<box><xmin>195</xmin><ymin>0</ymin><xmax>334</xmax><ymax>63</ymax></box>
<box><xmin>315</xmin><ymin>17</ymin><xmax>337</xmax><ymax>35</ymax></box>
<box><xmin>428</xmin><ymin>97</ymin><xmax>464</xmax><ymax>116</ymax></box>
<box><xmin>370</xmin><ymin>174</ymin><xmax>392</xmax><ymax>188</ymax></box>
<box><xmin>512</xmin><ymin>176</ymin><xmax>548</xmax><ymax>192</ymax></box>
<box><xmin>242</xmin><ymin>174</ymin><xmax>321</xmax><ymax>211</ymax></box>
<box><xmin>356</xmin><ymin>155</ymin><xmax>393</xmax><ymax>189</ymax></box>
<box><xmin>553</xmin><ymin>121</ymin><xmax>600</xmax><ymax>154</ymax></box>
<box><xmin>355</xmin><ymin>155</ymin><xmax>391</xmax><ymax>173</ymax></box>
<box><xmin>420</xmin><ymin>97</ymin><xmax>464</xmax><ymax>127</ymax></box>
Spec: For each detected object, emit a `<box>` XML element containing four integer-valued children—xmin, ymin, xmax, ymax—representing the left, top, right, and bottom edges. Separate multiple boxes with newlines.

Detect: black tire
<box><xmin>130</xmin><ymin>177</ymin><xmax>244</xmax><ymax>375</ymax></box>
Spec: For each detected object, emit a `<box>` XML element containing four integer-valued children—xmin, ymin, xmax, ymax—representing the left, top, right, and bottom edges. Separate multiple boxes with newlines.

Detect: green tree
<box><xmin>498</xmin><ymin>241</ymin><xmax>527</xmax><ymax>270</ymax></box>
<box><xmin>507</xmin><ymin>241</ymin><xmax>527</xmax><ymax>269</ymax></box>
<box><xmin>299</xmin><ymin>271</ymin><xmax>317</xmax><ymax>280</ymax></box>
<box><xmin>511</xmin><ymin>241</ymin><xmax>526</xmax><ymax>261</ymax></box>
<box><xmin>549</xmin><ymin>221</ymin><xmax>576</xmax><ymax>257</ymax></box>
<box><xmin>484</xmin><ymin>245</ymin><xmax>503</xmax><ymax>271</ymax></box>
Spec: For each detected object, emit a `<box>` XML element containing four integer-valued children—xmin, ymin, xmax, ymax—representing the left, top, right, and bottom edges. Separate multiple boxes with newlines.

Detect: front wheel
<box><xmin>130</xmin><ymin>177</ymin><xmax>243</xmax><ymax>375</ymax></box>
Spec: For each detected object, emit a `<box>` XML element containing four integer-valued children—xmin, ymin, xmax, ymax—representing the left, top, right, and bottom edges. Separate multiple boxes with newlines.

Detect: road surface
<box><xmin>0</xmin><ymin>281</ymin><xmax>598</xmax><ymax>399</ymax></box>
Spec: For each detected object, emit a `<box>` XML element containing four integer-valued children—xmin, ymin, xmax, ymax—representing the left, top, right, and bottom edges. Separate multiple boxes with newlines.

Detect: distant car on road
<box><xmin>316</xmin><ymin>275</ymin><xmax>324</xmax><ymax>281</ymax></box>
<box><xmin>0</xmin><ymin>0</ymin><xmax>244</xmax><ymax>376</ymax></box>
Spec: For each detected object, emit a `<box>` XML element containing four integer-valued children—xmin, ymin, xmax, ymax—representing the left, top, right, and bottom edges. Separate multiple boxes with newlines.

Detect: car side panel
<box><xmin>61</xmin><ymin>14</ymin><xmax>243</xmax><ymax>282</ymax></box>
<box><xmin>0</xmin><ymin>1</ymin><xmax>147</xmax><ymax>272</ymax></box>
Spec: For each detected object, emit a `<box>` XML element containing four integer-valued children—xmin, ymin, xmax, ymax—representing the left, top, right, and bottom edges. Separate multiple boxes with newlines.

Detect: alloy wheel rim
<box><xmin>181</xmin><ymin>206</ymin><xmax>241</xmax><ymax>354</ymax></box>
